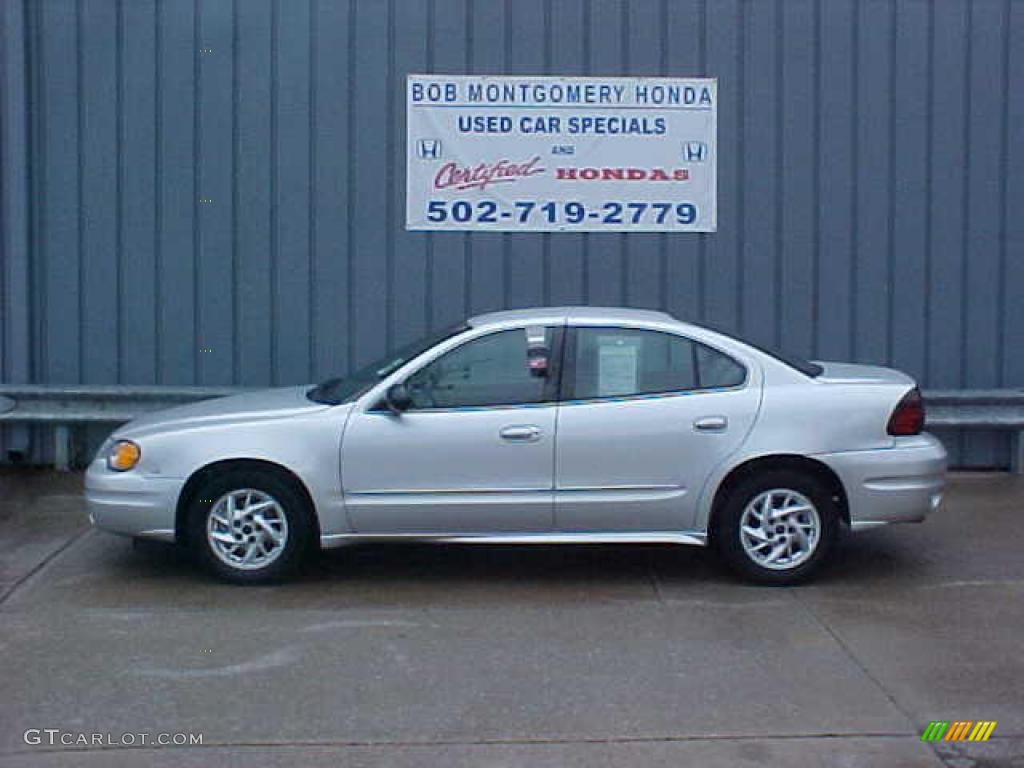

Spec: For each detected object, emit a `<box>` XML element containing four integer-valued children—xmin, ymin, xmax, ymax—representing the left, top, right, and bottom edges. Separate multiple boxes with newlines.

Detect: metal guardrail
<box><xmin>0</xmin><ymin>385</ymin><xmax>246</xmax><ymax>470</ymax></box>
<box><xmin>922</xmin><ymin>389</ymin><xmax>1024</xmax><ymax>474</ymax></box>
<box><xmin>1</xmin><ymin>385</ymin><xmax>1023</xmax><ymax>472</ymax></box>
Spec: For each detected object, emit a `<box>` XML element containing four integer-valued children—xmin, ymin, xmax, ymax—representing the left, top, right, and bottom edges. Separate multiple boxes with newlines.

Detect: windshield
<box><xmin>307</xmin><ymin>323</ymin><xmax>469</xmax><ymax>405</ymax></box>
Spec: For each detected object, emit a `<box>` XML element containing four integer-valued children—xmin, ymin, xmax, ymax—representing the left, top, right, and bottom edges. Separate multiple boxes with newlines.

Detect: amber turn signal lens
<box><xmin>108</xmin><ymin>440</ymin><xmax>141</xmax><ymax>471</ymax></box>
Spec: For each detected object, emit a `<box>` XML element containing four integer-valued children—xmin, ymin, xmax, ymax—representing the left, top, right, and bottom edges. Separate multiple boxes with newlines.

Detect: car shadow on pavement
<box><xmin>125</xmin><ymin>536</ymin><xmax>724</xmax><ymax>588</ymax></box>
<box><xmin>77</xmin><ymin>528</ymin><xmax>929</xmax><ymax>611</ymax></box>
<box><xmin>807</xmin><ymin>532</ymin><xmax>923</xmax><ymax>586</ymax></box>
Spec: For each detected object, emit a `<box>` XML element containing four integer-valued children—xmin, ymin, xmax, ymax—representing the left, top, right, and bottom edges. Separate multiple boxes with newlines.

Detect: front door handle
<box><xmin>500</xmin><ymin>425</ymin><xmax>542</xmax><ymax>442</ymax></box>
<box><xmin>693</xmin><ymin>415</ymin><xmax>728</xmax><ymax>433</ymax></box>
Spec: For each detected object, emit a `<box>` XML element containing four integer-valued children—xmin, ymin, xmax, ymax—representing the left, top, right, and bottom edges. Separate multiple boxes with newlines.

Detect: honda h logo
<box><xmin>417</xmin><ymin>139</ymin><xmax>442</xmax><ymax>159</ymax></box>
<box><xmin>683</xmin><ymin>141</ymin><xmax>708</xmax><ymax>162</ymax></box>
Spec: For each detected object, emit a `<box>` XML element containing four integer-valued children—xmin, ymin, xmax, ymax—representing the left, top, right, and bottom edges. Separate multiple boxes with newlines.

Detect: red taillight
<box><xmin>887</xmin><ymin>388</ymin><xmax>925</xmax><ymax>436</ymax></box>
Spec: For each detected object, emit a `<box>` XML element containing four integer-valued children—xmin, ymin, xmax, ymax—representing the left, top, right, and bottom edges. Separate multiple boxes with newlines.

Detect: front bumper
<box><xmin>816</xmin><ymin>433</ymin><xmax>947</xmax><ymax>528</ymax></box>
<box><xmin>85</xmin><ymin>460</ymin><xmax>183</xmax><ymax>542</ymax></box>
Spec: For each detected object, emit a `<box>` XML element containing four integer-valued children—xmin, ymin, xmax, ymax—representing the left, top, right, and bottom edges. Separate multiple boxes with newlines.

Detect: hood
<box><xmin>116</xmin><ymin>386</ymin><xmax>332</xmax><ymax>438</ymax></box>
<box><xmin>812</xmin><ymin>362</ymin><xmax>916</xmax><ymax>387</ymax></box>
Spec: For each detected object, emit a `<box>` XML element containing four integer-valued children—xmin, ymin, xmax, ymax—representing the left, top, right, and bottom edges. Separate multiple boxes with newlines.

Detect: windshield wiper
<box><xmin>375</xmin><ymin>358</ymin><xmax>406</xmax><ymax>379</ymax></box>
<box><xmin>307</xmin><ymin>378</ymin><xmax>343</xmax><ymax>405</ymax></box>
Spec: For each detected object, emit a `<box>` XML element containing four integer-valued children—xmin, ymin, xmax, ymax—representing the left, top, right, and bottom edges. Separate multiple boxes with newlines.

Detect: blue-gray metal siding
<box><xmin>1</xmin><ymin>0</ymin><xmax>1022</xmax><ymax>466</ymax></box>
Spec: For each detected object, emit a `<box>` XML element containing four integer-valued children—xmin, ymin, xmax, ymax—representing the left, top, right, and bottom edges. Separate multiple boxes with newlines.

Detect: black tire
<box><xmin>712</xmin><ymin>469</ymin><xmax>840</xmax><ymax>585</ymax></box>
<box><xmin>186</xmin><ymin>468</ymin><xmax>315</xmax><ymax>584</ymax></box>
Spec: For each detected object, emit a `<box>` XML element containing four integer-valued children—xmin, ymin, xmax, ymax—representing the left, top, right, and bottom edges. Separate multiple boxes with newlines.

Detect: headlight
<box><xmin>106</xmin><ymin>440</ymin><xmax>141</xmax><ymax>472</ymax></box>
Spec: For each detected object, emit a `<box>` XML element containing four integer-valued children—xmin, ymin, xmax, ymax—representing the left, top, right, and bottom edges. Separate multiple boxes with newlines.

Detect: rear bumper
<box><xmin>85</xmin><ymin>460</ymin><xmax>182</xmax><ymax>542</ymax></box>
<box><xmin>816</xmin><ymin>433</ymin><xmax>947</xmax><ymax>528</ymax></box>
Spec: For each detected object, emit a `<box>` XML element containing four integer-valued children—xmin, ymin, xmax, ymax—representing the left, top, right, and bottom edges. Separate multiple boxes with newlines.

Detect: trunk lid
<box><xmin>812</xmin><ymin>362</ymin><xmax>916</xmax><ymax>388</ymax></box>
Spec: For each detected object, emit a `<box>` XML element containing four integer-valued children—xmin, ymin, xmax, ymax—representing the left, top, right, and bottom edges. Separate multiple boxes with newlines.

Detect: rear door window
<box><xmin>569</xmin><ymin>327</ymin><xmax>745</xmax><ymax>400</ymax></box>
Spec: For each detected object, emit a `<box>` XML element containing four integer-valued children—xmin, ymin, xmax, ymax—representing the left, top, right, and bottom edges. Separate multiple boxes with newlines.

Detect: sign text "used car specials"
<box><xmin>406</xmin><ymin>75</ymin><xmax>717</xmax><ymax>233</ymax></box>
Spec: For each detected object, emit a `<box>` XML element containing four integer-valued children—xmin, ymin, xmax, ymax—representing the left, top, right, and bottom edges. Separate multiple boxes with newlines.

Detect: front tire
<box><xmin>186</xmin><ymin>469</ymin><xmax>314</xmax><ymax>584</ymax></box>
<box><xmin>712</xmin><ymin>469</ymin><xmax>840</xmax><ymax>585</ymax></box>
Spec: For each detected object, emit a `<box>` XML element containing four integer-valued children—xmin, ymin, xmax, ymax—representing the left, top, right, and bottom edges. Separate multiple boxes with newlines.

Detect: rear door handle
<box><xmin>500</xmin><ymin>425</ymin><xmax>542</xmax><ymax>442</ymax></box>
<box><xmin>693</xmin><ymin>415</ymin><xmax>728</xmax><ymax>433</ymax></box>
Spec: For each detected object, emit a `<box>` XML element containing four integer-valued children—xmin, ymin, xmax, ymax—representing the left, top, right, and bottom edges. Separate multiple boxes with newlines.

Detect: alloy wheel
<box><xmin>738</xmin><ymin>488</ymin><xmax>821</xmax><ymax>571</ymax></box>
<box><xmin>206</xmin><ymin>488</ymin><xmax>289</xmax><ymax>571</ymax></box>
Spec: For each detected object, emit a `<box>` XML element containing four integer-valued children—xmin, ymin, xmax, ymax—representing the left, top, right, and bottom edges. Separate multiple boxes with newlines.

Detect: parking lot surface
<box><xmin>0</xmin><ymin>468</ymin><xmax>1021</xmax><ymax>767</ymax></box>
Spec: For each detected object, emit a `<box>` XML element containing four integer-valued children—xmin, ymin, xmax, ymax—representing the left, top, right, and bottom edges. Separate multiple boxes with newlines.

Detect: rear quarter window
<box><xmin>698</xmin><ymin>322</ymin><xmax>822</xmax><ymax>378</ymax></box>
<box><xmin>696</xmin><ymin>344</ymin><xmax>746</xmax><ymax>388</ymax></box>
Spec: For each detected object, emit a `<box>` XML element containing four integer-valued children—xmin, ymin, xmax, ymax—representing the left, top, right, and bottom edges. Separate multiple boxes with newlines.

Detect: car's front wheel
<box><xmin>713</xmin><ymin>469</ymin><xmax>840</xmax><ymax>585</ymax></box>
<box><xmin>186</xmin><ymin>469</ymin><xmax>314</xmax><ymax>584</ymax></box>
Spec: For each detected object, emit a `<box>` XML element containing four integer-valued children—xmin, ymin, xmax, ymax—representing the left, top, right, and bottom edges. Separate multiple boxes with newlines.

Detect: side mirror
<box><xmin>385</xmin><ymin>382</ymin><xmax>413</xmax><ymax>414</ymax></box>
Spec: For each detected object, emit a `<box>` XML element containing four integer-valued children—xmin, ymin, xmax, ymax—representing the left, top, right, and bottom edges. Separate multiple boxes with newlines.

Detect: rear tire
<box><xmin>712</xmin><ymin>469</ymin><xmax>839</xmax><ymax>585</ymax></box>
<box><xmin>186</xmin><ymin>468</ymin><xmax>315</xmax><ymax>584</ymax></box>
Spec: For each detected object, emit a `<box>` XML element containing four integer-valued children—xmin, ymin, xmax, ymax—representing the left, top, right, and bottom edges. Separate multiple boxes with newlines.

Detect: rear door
<box><xmin>554</xmin><ymin>326</ymin><xmax>761</xmax><ymax>532</ymax></box>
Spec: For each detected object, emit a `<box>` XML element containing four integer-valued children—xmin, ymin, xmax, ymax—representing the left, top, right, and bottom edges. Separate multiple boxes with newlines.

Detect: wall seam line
<box><xmin>192</xmin><ymin>0</ymin><xmax>201</xmax><ymax>383</ymax></box>
<box><xmin>736</xmin><ymin>0</ymin><xmax>746</xmax><ymax>334</ymax></box>
<box><xmin>849</xmin><ymin>0</ymin><xmax>859</xmax><ymax>360</ymax></box>
<box><xmin>153</xmin><ymin>0</ymin><xmax>162</xmax><ymax>382</ymax></box>
<box><xmin>996</xmin><ymin>0</ymin><xmax>1010</xmax><ymax>387</ymax></box>
<box><xmin>308</xmin><ymin>0</ymin><xmax>318</xmax><ymax>379</ymax></box>
<box><xmin>345</xmin><ymin>0</ymin><xmax>355</xmax><ymax>364</ymax></box>
<box><xmin>885</xmin><ymin>0</ymin><xmax>897</xmax><ymax>367</ymax></box>
<box><xmin>116</xmin><ymin>0</ymin><xmax>125</xmax><ymax>383</ymax></box>
<box><xmin>959</xmin><ymin>1</ymin><xmax>972</xmax><ymax>391</ymax></box>
<box><xmin>270</xmin><ymin>0</ymin><xmax>279</xmax><ymax>382</ymax></box>
<box><xmin>76</xmin><ymin>0</ymin><xmax>84</xmax><ymax>384</ymax></box>
<box><xmin>384</xmin><ymin>0</ymin><xmax>395</xmax><ymax>350</ymax></box>
<box><xmin>923</xmin><ymin>0</ymin><xmax>934</xmax><ymax>386</ymax></box>
<box><xmin>773</xmin><ymin>0</ymin><xmax>783</xmax><ymax>349</ymax></box>
<box><xmin>811</xmin><ymin>0</ymin><xmax>821</xmax><ymax>359</ymax></box>
<box><xmin>231</xmin><ymin>0</ymin><xmax>240</xmax><ymax>384</ymax></box>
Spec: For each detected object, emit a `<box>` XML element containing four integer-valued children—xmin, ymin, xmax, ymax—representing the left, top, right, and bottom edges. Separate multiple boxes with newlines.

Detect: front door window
<box><xmin>405</xmin><ymin>328</ymin><xmax>557</xmax><ymax>409</ymax></box>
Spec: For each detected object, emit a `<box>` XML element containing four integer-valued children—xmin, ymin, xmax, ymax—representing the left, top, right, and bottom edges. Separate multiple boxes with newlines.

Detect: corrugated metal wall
<box><xmin>1</xmin><ymin>0</ymin><xmax>1022</xmax><ymax>466</ymax></box>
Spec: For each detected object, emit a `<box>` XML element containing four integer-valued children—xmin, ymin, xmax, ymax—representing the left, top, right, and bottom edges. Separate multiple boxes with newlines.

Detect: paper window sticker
<box><xmin>597</xmin><ymin>336</ymin><xmax>640</xmax><ymax>397</ymax></box>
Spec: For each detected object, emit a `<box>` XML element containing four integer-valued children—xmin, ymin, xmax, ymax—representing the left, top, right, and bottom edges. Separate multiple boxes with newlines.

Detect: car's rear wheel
<box><xmin>186</xmin><ymin>469</ymin><xmax>314</xmax><ymax>584</ymax></box>
<box><xmin>713</xmin><ymin>469</ymin><xmax>839</xmax><ymax>585</ymax></box>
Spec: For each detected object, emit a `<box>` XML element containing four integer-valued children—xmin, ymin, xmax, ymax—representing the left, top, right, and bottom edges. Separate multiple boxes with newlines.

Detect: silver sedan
<box><xmin>86</xmin><ymin>307</ymin><xmax>947</xmax><ymax>585</ymax></box>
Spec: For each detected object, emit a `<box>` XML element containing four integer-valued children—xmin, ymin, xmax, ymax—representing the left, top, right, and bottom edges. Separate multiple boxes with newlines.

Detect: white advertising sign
<box><xmin>406</xmin><ymin>75</ymin><xmax>717</xmax><ymax>233</ymax></box>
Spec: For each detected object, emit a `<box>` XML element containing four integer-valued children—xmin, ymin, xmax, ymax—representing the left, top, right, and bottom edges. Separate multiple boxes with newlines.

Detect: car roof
<box><xmin>468</xmin><ymin>306</ymin><xmax>678</xmax><ymax>328</ymax></box>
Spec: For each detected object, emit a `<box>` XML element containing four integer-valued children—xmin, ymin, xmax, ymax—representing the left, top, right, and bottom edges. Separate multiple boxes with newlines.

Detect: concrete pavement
<box><xmin>0</xmin><ymin>469</ymin><xmax>1021</xmax><ymax>767</ymax></box>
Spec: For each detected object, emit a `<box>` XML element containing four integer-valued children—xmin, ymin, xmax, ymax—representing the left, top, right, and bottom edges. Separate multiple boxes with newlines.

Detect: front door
<box><xmin>341</xmin><ymin>326</ymin><xmax>562</xmax><ymax>533</ymax></box>
<box><xmin>555</xmin><ymin>326</ymin><xmax>761</xmax><ymax>532</ymax></box>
